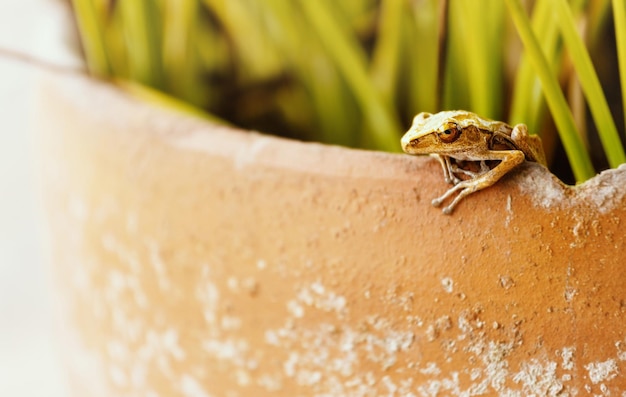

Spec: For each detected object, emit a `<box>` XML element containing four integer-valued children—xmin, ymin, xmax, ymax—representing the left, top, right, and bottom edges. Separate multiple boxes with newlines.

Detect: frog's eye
<box><xmin>439</xmin><ymin>124</ymin><xmax>461</xmax><ymax>143</ymax></box>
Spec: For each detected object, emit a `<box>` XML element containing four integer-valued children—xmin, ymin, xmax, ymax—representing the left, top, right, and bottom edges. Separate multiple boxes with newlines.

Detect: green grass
<box><xmin>70</xmin><ymin>0</ymin><xmax>111</xmax><ymax>76</ymax></box>
<box><xmin>553</xmin><ymin>0</ymin><xmax>625</xmax><ymax>169</ymax></box>
<box><xmin>613</xmin><ymin>0</ymin><xmax>626</xmax><ymax>143</ymax></box>
<box><xmin>508</xmin><ymin>0</ymin><xmax>562</xmax><ymax>134</ymax></box>
<box><xmin>506</xmin><ymin>0</ymin><xmax>595</xmax><ymax>181</ymax></box>
<box><xmin>69</xmin><ymin>0</ymin><xmax>626</xmax><ymax>182</ymax></box>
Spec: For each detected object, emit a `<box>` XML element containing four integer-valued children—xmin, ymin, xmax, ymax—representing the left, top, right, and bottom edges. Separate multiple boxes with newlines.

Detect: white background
<box><xmin>0</xmin><ymin>0</ymin><xmax>75</xmax><ymax>395</ymax></box>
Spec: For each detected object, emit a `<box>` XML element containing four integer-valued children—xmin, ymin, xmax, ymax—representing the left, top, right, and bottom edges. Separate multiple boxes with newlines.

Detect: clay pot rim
<box><xmin>48</xmin><ymin>72</ymin><xmax>626</xmax><ymax>214</ymax></box>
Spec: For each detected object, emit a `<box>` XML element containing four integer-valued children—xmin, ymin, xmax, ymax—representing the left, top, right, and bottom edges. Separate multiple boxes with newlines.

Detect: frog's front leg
<box><xmin>431</xmin><ymin>154</ymin><xmax>461</xmax><ymax>185</ymax></box>
<box><xmin>449</xmin><ymin>160</ymin><xmax>490</xmax><ymax>179</ymax></box>
<box><xmin>432</xmin><ymin>150</ymin><xmax>525</xmax><ymax>214</ymax></box>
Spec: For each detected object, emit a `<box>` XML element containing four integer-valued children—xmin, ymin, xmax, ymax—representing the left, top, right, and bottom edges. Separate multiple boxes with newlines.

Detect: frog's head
<box><xmin>401</xmin><ymin>110</ymin><xmax>486</xmax><ymax>155</ymax></box>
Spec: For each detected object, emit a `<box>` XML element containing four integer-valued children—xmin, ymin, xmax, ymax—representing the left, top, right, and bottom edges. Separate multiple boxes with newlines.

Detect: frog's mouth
<box><xmin>401</xmin><ymin>132</ymin><xmax>438</xmax><ymax>154</ymax></box>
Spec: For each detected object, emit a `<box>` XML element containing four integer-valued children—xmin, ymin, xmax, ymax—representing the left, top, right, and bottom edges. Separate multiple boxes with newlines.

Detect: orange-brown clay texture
<box><xmin>38</xmin><ymin>74</ymin><xmax>626</xmax><ymax>396</ymax></box>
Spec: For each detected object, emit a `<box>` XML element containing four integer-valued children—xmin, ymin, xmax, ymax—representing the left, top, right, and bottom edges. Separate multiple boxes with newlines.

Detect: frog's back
<box><xmin>451</xmin><ymin>111</ymin><xmax>512</xmax><ymax>134</ymax></box>
<box><xmin>489</xmin><ymin>121</ymin><xmax>547</xmax><ymax>166</ymax></box>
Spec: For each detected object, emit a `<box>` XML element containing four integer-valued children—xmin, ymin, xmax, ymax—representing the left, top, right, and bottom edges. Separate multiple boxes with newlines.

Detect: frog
<box><xmin>401</xmin><ymin>110</ymin><xmax>547</xmax><ymax>214</ymax></box>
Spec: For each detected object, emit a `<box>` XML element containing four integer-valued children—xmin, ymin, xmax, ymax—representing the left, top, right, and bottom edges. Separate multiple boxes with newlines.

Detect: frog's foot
<box><xmin>431</xmin><ymin>196</ymin><xmax>445</xmax><ymax>208</ymax></box>
<box><xmin>432</xmin><ymin>181</ymin><xmax>480</xmax><ymax>214</ymax></box>
<box><xmin>447</xmin><ymin>173</ymin><xmax>463</xmax><ymax>185</ymax></box>
<box><xmin>431</xmin><ymin>183</ymin><xmax>465</xmax><ymax>212</ymax></box>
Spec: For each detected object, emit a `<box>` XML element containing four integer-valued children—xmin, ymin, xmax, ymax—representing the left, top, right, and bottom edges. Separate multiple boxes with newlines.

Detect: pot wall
<box><xmin>38</xmin><ymin>74</ymin><xmax>626</xmax><ymax>396</ymax></box>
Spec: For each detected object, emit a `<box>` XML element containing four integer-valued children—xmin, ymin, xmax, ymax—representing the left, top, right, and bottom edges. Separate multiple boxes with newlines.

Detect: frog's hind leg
<box><xmin>511</xmin><ymin>124</ymin><xmax>547</xmax><ymax>166</ymax></box>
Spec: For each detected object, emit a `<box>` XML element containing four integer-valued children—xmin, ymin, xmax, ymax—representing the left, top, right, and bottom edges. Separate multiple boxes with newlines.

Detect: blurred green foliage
<box><xmin>70</xmin><ymin>0</ymin><xmax>626</xmax><ymax>182</ymax></box>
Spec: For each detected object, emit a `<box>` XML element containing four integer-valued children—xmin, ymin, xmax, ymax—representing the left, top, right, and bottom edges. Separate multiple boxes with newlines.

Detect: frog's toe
<box><xmin>442</xmin><ymin>205</ymin><xmax>454</xmax><ymax>215</ymax></box>
<box><xmin>432</xmin><ymin>197</ymin><xmax>444</xmax><ymax>207</ymax></box>
<box><xmin>448</xmin><ymin>174</ymin><xmax>463</xmax><ymax>184</ymax></box>
<box><xmin>444</xmin><ymin>176</ymin><xmax>458</xmax><ymax>185</ymax></box>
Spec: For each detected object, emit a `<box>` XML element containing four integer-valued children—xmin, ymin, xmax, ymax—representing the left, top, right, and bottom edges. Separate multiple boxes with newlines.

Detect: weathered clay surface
<box><xmin>37</xmin><ymin>73</ymin><xmax>626</xmax><ymax>396</ymax></box>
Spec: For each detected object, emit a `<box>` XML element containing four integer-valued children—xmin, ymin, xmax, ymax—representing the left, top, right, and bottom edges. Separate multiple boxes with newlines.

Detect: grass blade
<box><xmin>370</xmin><ymin>0</ymin><xmax>405</xmax><ymax>105</ymax></box>
<box><xmin>201</xmin><ymin>0</ymin><xmax>282</xmax><ymax>82</ymax></box>
<box><xmin>442</xmin><ymin>3</ymin><xmax>471</xmax><ymax>112</ymax></box>
<box><xmin>455</xmin><ymin>0</ymin><xmax>505</xmax><ymax>119</ymax></box>
<box><xmin>505</xmin><ymin>0</ymin><xmax>595</xmax><ymax>182</ymax></box>
<box><xmin>509</xmin><ymin>0</ymin><xmax>560</xmax><ymax>133</ymax></box>
<box><xmin>403</xmin><ymin>0</ymin><xmax>440</xmax><ymax>117</ymax></box>
<box><xmin>587</xmin><ymin>0</ymin><xmax>612</xmax><ymax>47</ymax></box>
<box><xmin>70</xmin><ymin>0</ymin><xmax>110</xmax><ymax>76</ymax></box>
<box><xmin>553</xmin><ymin>0</ymin><xmax>626</xmax><ymax>168</ymax></box>
<box><xmin>613</xmin><ymin>0</ymin><xmax>626</xmax><ymax>141</ymax></box>
<box><xmin>117</xmin><ymin>79</ymin><xmax>228</xmax><ymax>124</ymax></box>
<box><xmin>300</xmin><ymin>0</ymin><xmax>402</xmax><ymax>151</ymax></box>
<box><xmin>162</xmin><ymin>0</ymin><xmax>202</xmax><ymax>105</ymax></box>
<box><xmin>119</xmin><ymin>0</ymin><xmax>165</xmax><ymax>88</ymax></box>
<box><xmin>263</xmin><ymin>0</ymin><xmax>359</xmax><ymax>146</ymax></box>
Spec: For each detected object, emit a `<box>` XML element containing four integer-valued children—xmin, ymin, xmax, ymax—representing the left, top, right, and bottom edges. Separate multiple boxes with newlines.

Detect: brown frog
<box><xmin>401</xmin><ymin>110</ymin><xmax>546</xmax><ymax>214</ymax></box>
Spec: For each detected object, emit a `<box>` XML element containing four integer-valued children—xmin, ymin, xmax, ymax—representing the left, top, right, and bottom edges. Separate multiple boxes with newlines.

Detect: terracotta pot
<box><xmin>38</xmin><ymin>73</ymin><xmax>626</xmax><ymax>396</ymax></box>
